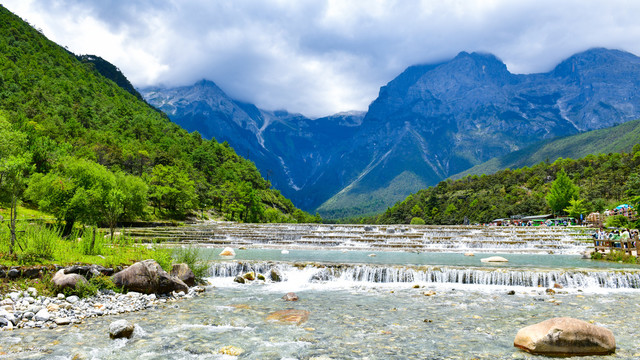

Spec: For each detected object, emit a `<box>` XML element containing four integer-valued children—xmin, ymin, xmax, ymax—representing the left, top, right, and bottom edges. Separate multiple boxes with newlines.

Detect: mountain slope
<box><xmin>143</xmin><ymin>49</ymin><xmax>640</xmax><ymax>219</ymax></box>
<box><xmin>450</xmin><ymin>118</ymin><xmax>640</xmax><ymax>179</ymax></box>
<box><xmin>0</xmin><ymin>5</ymin><xmax>313</xmax><ymax>223</ymax></box>
<box><xmin>141</xmin><ymin>82</ymin><xmax>365</xmax><ymax>209</ymax></box>
<box><xmin>317</xmin><ymin>49</ymin><xmax>640</xmax><ymax>218</ymax></box>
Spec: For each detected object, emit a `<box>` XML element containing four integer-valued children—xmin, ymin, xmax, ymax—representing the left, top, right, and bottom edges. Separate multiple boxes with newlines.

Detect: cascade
<box><xmin>124</xmin><ymin>223</ymin><xmax>591</xmax><ymax>254</ymax></box>
<box><xmin>207</xmin><ymin>261</ymin><xmax>640</xmax><ymax>289</ymax></box>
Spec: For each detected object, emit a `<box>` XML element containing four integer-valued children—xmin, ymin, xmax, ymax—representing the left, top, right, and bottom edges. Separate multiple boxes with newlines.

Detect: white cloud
<box><xmin>3</xmin><ymin>0</ymin><xmax>640</xmax><ymax>117</ymax></box>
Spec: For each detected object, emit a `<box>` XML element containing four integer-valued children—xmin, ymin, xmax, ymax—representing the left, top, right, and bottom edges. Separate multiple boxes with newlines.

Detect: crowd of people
<box><xmin>593</xmin><ymin>227</ymin><xmax>640</xmax><ymax>249</ymax></box>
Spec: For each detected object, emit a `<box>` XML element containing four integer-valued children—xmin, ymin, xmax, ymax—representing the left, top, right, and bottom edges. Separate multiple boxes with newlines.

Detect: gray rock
<box><xmin>57</xmin><ymin>293</ymin><xmax>65</xmax><ymax>300</ymax></box>
<box><xmin>233</xmin><ymin>275</ymin><xmax>245</xmax><ymax>284</ymax></box>
<box><xmin>270</xmin><ymin>268</ymin><xmax>283</xmax><ymax>282</ymax></box>
<box><xmin>170</xmin><ymin>263</ymin><xmax>196</xmax><ymax>287</ymax></box>
<box><xmin>112</xmin><ymin>259</ymin><xmax>188</xmax><ymax>294</ymax></box>
<box><xmin>66</xmin><ymin>296</ymin><xmax>80</xmax><ymax>304</ymax></box>
<box><xmin>0</xmin><ymin>317</ymin><xmax>9</xmax><ymax>327</ymax></box>
<box><xmin>514</xmin><ymin>317</ymin><xmax>616</xmax><ymax>356</ymax></box>
<box><xmin>7</xmin><ymin>269</ymin><xmax>20</xmax><ymax>279</ymax></box>
<box><xmin>52</xmin><ymin>269</ymin><xmax>88</xmax><ymax>290</ymax></box>
<box><xmin>35</xmin><ymin>308</ymin><xmax>51</xmax><ymax>322</ymax></box>
<box><xmin>282</xmin><ymin>292</ymin><xmax>299</xmax><ymax>301</ymax></box>
<box><xmin>109</xmin><ymin>319</ymin><xmax>135</xmax><ymax>339</ymax></box>
<box><xmin>23</xmin><ymin>311</ymin><xmax>35</xmax><ymax>320</ymax></box>
<box><xmin>54</xmin><ymin>317</ymin><xmax>71</xmax><ymax>325</ymax></box>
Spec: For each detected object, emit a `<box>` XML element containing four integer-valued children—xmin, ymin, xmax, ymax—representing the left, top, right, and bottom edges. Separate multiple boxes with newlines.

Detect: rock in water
<box><xmin>233</xmin><ymin>275</ymin><xmax>246</xmax><ymax>284</ymax></box>
<box><xmin>464</xmin><ymin>252</ymin><xmax>475</xmax><ymax>256</ymax></box>
<box><xmin>243</xmin><ymin>271</ymin><xmax>255</xmax><ymax>281</ymax></box>
<box><xmin>218</xmin><ymin>345</ymin><xmax>244</xmax><ymax>356</ymax></box>
<box><xmin>109</xmin><ymin>319</ymin><xmax>135</xmax><ymax>339</ymax></box>
<box><xmin>219</xmin><ymin>247</ymin><xmax>235</xmax><ymax>256</ymax></box>
<box><xmin>266</xmin><ymin>309</ymin><xmax>310</xmax><ymax>325</ymax></box>
<box><xmin>282</xmin><ymin>292</ymin><xmax>299</xmax><ymax>301</ymax></box>
<box><xmin>270</xmin><ymin>268</ymin><xmax>283</xmax><ymax>282</ymax></box>
<box><xmin>112</xmin><ymin>259</ymin><xmax>188</xmax><ymax>294</ymax></box>
<box><xmin>170</xmin><ymin>263</ymin><xmax>196</xmax><ymax>286</ymax></box>
<box><xmin>480</xmin><ymin>256</ymin><xmax>509</xmax><ymax>263</ymax></box>
<box><xmin>52</xmin><ymin>269</ymin><xmax>88</xmax><ymax>290</ymax></box>
<box><xmin>514</xmin><ymin>317</ymin><xmax>615</xmax><ymax>356</ymax></box>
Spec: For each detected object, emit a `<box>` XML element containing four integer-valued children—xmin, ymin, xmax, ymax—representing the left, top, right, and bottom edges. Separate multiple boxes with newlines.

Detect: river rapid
<box><xmin>2</xmin><ymin>224</ymin><xmax>640</xmax><ymax>359</ymax></box>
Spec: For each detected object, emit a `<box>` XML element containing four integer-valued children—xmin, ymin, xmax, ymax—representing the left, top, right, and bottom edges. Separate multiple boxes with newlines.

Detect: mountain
<box><xmin>450</xmin><ymin>118</ymin><xmax>640</xmax><ymax>179</ymax></box>
<box><xmin>141</xmin><ymin>81</ymin><xmax>365</xmax><ymax>210</ymax></box>
<box><xmin>0</xmin><ymin>5</ymin><xmax>313</xmax><ymax>223</ymax></box>
<box><xmin>143</xmin><ymin>49</ymin><xmax>640</xmax><ymax>219</ymax></box>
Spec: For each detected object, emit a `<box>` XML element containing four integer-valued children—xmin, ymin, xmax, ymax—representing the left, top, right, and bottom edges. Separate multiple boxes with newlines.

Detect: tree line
<box><xmin>367</xmin><ymin>145</ymin><xmax>640</xmax><ymax>226</ymax></box>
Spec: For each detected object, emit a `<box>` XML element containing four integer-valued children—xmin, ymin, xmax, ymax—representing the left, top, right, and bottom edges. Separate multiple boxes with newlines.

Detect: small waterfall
<box><xmin>207</xmin><ymin>261</ymin><xmax>640</xmax><ymax>290</ymax></box>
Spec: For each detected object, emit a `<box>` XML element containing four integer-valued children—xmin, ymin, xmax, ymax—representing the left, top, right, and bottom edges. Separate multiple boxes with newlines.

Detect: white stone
<box><xmin>57</xmin><ymin>293</ymin><xmax>66</xmax><ymax>300</ymax></box>
<box><xmin>35</xmin><ymin>309</ymin><xmax>51</xmax><ymax>322</ymax></box>
<box><xmin>66</xmin><ymin>296</ymin><xmax>79</xmax><ymax>304</ymax></box>
<box><xmin>219</xmin><ymin>247</ymin><xmax>235</xmax><ymax>256</ymax></box>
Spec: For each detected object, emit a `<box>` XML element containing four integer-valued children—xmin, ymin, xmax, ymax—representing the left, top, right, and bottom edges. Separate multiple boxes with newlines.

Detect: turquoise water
<box><xmin>2</xmin><ymin>282</ymin><xmax>640</xmax><ymax>359</ymax></box>
<box><xmin>202</xmin><ymin>248</ymin><xmax>640</xmax><ymax>270</ymax></box>
<box><xmin>3</xmin><ymin>247</ymin><xmax>640</xmax><ymax>358</ymax></box>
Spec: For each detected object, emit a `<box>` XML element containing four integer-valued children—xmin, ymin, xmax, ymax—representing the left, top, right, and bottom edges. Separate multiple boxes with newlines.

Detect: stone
<box><xmin>109</xmin><ymin>319</ymin><xmax>135</xmax><ymax>339</ymax></box>
<box><xmin>218</xmin><ymin>345</ymin><xmax>244</xmax><ymax>356</ymax></box>
<box><xmin>170</xmin><ymin>263</ymin><xmax>196</xmax><ymax>287</ymax></box>
<box><xmin>281</xmin><ymin>249</ymin><xmax>290</xmax><ymax>254</ymax></box>
<box><xmin>66</xmin><ymin>296</ymin><xmax>80</xmax><ymax>304</ymax></box>
<box><xmin>0</xmin><ymin>317</ymin><xmax>8</xmax><ymax>327</ymax></box>
<box><xmin>52</xmin><ymin>269</ymin><xmax>88</xmax><ymax>290</ymax></box>
<box><xmin>242</xmin><ymin>271</ymin><xmax>255</xmax><ymax>281</ymax></box>
<box><xmin>47</xmin><ymin>304</ymin><xmax>60</xmax><ymax>312</ymax></box>
<box><xmin>7</xmin><ymin>269</ymin><xmax>20</xmax><ymax>279</ymax></box>
<box><xmin>423</xmin><ymin>290</ymin><xmax>436</xmax><ymax>296</ymax></box>
<box><xmin>233</xmin><ymin>275</ymin><xmax>246</xmax><ymax>284</ymax></box>
<box><xmin>0</xmin><ymin>310</ymin><xmax>16</xmax><ymax>325</ymax></box>
<box><xmin>54</xmin><ymin>317</ymin><xmax>71</xmax><ymax>326</ymax></box>
<box><xmin>464</xmin><ymin>252</ymin><xmax>475</xmax><ymax>256</ymax></box>
<box><xmin>546</xmin><ymin>288</ymin><xmax>556</xmax><ymax>295</ymax></box>
<box><xmin>57</xmin><ymin>293</ymin><xmax>66</xmax><ymax>300</ymax></box>
<box><xmin>282</xmin><ymin>292</ymin><xmax>299</xmax><ymax>301</ymax></box>
<box><xmin>270</xmin><ymin>268</ymin><xmax>283</xmax><ymax>282</ymax></box>
<box><xmin>257</xmin><ymin>273</ymin><xmax>266</xmax><ymax>281</ymax></box>
<box><xmin>514</xmin><ymin>317</ymin><xmax>615</xmax><ymax>356</ymax></box>
<box><xmin>219</xmin><ymin>247</ymin><xmax>235</xmax><ymax>256</ymax></box>
<box><xmin>507</xmin><ymin>290</ymin><xmax>516</xmax><ymax>295</ymax></box>
<box><xmin>553</xmin><ymin>283</ymin><xmax>564</xmax><ymax>289</ymax></box>
<box><xmin>22</xmin><ymin>311</ymin><xmax>35</xmax><ymax>320</ymax></box>
<box><xmin>266</xmin><ymin>309</ymin><xmax>310</xmax><ymax>325</ymax></box>
<box><xmin>111</xmin><ymin>259</ymin><xmax>189</xmax><ymax>294</ymax></box>
<box><xmin>480</xmin><ymin>256</ymin><xmax>509</xmax><ymax>263</ymax></box>
<box><xmin>35</xmin><ymin>308</ymin><xmax>51</xmax><ymax>322</ymax></box>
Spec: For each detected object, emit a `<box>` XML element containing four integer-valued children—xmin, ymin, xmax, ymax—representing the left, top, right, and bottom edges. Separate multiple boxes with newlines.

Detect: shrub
<box><xmin>172</xmin><ymin>245</ymin><xmax>210</xmax><ymax>282</ymax></box>
<box><xmin>410</xmin><ymin>217</ymin><xmax>426</xmax><ymax>225</ymax></box>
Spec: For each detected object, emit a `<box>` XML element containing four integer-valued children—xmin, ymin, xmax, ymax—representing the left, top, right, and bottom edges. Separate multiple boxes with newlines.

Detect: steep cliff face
<box><xmin>142</xmin><ymin>48</ymin><xmax>640</xmax><ymax>218</ymax></box>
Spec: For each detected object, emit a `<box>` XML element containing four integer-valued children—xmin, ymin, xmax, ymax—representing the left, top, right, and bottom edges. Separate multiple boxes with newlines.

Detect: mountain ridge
<box><xmin>141</xmin><ymin>48</ymin><xmax>640</xmax><ymax>219</ymax></box>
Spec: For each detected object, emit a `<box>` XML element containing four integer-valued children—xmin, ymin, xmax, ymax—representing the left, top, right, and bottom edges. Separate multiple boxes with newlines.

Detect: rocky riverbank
<box><xmin>0</xmin><ymin>285</ymin><xmax>206</xmax><ymax>331</ymax></box>
<box><xmin>0</xmin><ymin>259</ymin><xmax>206</xmax><ymax>332</ymax></box>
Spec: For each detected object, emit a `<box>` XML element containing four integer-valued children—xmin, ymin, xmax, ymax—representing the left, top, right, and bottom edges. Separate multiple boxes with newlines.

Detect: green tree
<box><xmin>563</xmin><ymin>198</ymin><xmax>588</xmax><ymax>223</ymax></box>
<box><xmin>546</xmin><ymin>168</ymin><xmax>579</xmax><ymax>215</ymax></box>
<box><xmin>149</xmin><ymin>164</ymin><xmax>196</xmax><ymax>218</ymax></box>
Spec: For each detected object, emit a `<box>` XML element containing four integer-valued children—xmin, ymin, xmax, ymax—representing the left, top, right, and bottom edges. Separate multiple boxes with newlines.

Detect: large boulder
<box><xmin>112</xmin><ymin>260</ymin><xmax>188</xmax><ymax>294</ymax></box>
<box><xmin>52</xmin><ymin>269</ymin><xmax>88</xmax><ymax>290</ymax></box>
<box><xmin>109</xmin><ymin>319</ymin><xmax>135</xmax><ymax>339</ymax></box>
<box><xmin>514</xmin><ymin>317</ymin><xmax>615</xmax><ymax>356</ymax></box>
<box><xmin>170</xmin><ymin>263</ymin><xmax>196</xmax><ymax>286</ymax></box>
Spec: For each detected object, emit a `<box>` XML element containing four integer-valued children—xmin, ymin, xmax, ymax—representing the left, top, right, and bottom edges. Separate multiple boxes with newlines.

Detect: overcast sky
<box><xmin>3</xmin><ymin>0</ymin><xmax>640</xmax><ymax>117</ymax></box>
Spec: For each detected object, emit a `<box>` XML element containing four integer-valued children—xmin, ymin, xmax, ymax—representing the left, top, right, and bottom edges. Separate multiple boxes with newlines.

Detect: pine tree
<box><xmin>546</xmin><ymin>168</ymin><xmax>579</xmax><ymax>215</ymax></box>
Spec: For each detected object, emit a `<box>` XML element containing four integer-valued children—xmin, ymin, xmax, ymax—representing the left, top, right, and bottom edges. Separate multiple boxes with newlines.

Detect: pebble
<box><xmin>0</xmin><ymin>286</ymin><xmax>206</xmax><ymax>331</ymax></box>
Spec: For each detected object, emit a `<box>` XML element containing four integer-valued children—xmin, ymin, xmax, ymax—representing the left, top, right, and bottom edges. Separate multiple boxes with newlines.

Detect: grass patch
<box><xmin>591</xmin><ymin>250</ymin><xmax>640</xmax><ymax>264</ymax></box>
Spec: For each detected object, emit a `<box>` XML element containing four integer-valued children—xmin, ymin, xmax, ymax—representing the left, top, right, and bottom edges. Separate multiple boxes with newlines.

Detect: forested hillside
<box><xmin>372</xmin><ymin>146</ymin><xmax>640</xmax><ymax>225</ymax></box>
<box><xmin>0</xmin><ymin>5</ymin><xmax>318</xmax><ymax>229</ymax></box>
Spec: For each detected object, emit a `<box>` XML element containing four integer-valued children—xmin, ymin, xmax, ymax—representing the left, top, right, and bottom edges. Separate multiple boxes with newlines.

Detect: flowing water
<box><xmin>2</xmin><ymin>224</ymin><xmax>640</xmax><ymax>359</ymax></box>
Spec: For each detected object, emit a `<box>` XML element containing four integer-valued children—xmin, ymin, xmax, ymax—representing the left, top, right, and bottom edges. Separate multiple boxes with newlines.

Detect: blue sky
<box><xmin>3</xmin><ymin>0</ymin><xmax>640</xmax><ymax>117</ymax></box>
